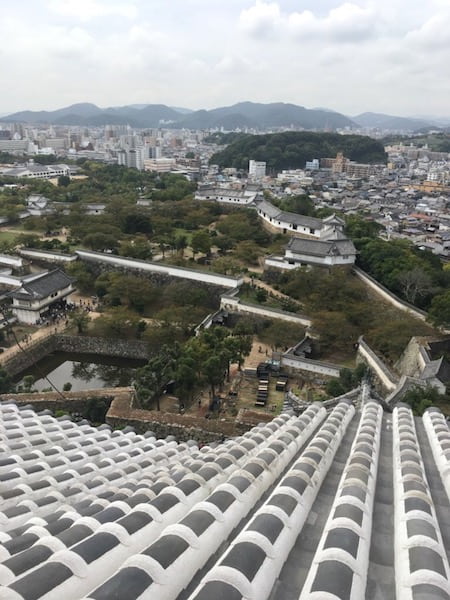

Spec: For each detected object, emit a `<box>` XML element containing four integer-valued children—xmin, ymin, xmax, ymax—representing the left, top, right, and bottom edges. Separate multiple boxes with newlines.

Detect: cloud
<box><xmin>238</xmin><ymin>1</ymin><xmax>282</xmax><ymax>38</ymax></box>
<box><xmin>323</xmin><ymin>3</ymin><xmax>378</xmax><ymax>41</ymax></box>
<box><xmin>239</xmin><ymin>1</ymin><xmax>379</xmax><ymax>43</ymax></box>
<box><xmin>214</xmin><ymin>55</ymin><xmax>255</xmax><ymax>74</ymax></box>
<box><xmin>47</xmin><ymin>0</ymin><xmax>137</xmax><ymax>21</ymax></box>
<box><xmin>0</xmin><ymin>0</ymin><xmax>449</xmax><ymax>117</ymax></box>
<box><xmin>405</xmin><ymin>9</ymin><xmax>450</xmax><ymax>50</ymax></box>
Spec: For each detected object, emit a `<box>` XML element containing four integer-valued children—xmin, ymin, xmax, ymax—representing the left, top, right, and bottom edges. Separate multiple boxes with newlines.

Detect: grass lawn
<box><xmin>0</xmin><ymin>231</ymin><xmax>20</xmax><ymax>244</ymax></box>
<box><xmin>0</xmin><ymin>229</ymin><xmax>44</xmax><ymax>245</ymax></box>
<box><xmin>172</xmin><ymin>228</ymin><xmax>193</xmax><ymax>245</ymax></box>
<box><xmin>2</xmin><ymin>222</ymin><xmax>46</xmax><ymax>233</ymax></box>
<box><xmin>239</xmin><ymin>286</ymin><xmax>284</xmax><ymax>310</ymax></box>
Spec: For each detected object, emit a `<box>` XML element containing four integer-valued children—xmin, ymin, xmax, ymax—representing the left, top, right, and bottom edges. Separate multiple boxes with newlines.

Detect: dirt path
<box><xmin>0</xmin><ymin>292</ymin><xmax>102</xmax><ymax>366</ymax></box>
<box><xmin>243</xmin><ymin>276</ymin><xmax>293</xmax><ymax>301</ymax></box>
<box><xmin>243</xmin><ymin>338</ymin><xmax>274</xmax><ymax>369</ymax></box>
<box><xmin>0</xmin><ymin>319</ymin><xmax>67</xmax><ymax>364</ymax></box>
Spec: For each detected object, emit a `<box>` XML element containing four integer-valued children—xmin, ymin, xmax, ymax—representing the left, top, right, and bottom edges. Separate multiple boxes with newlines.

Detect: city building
<box><xmin>143</xmin><ymin>157</ymin><xmax>176</xmax><ymax>172</ymax></box>
<box><xmin>249</xmin><ymin>159</ymin><xmax>266</xmax><ymax>178</ymax></box>
<box><xmin>0</xmin><ymin>163</ymin><xmax>71</xmax><ymax>180</ymax></box>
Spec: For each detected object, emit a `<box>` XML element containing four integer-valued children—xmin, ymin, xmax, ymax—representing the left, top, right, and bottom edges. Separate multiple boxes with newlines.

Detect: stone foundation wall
<box><xmin>106</xmin><ymin>393</ymin><xmax>264</xmax><ymax>442</ymax></box>
<box><xmin>0</xmin><ymin>386</ymin><xmax>271</xmax><ymax>444</ymax></box>
<box><xmin>2</xmin><ymin>336</ymin><xmax>59</xmax><ymax>377</ymax></box>
<box><xmin>56</xmin><ymin>335</ymin><xmax>149</xmax><ymax>359</ymax></box>
<box><xmin>395</xmin><ymin>337</ymin><xmax>427</xmax><ymax>378</ymax></box>
<box><xmin>0</xmin><ymin>387</ymin><xmax>119</xmax><ymax>414</ymax></box>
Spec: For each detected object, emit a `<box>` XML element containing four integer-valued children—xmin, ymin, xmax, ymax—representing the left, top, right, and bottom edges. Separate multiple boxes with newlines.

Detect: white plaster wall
<box><xmin>281</xmin><ymin>355</ymin><xmax>340</xmax><ymax>377</ymax></box>
<box><xmin>76</xmin><ymin>250</ymin><xmax>242</xmax><ymax>288</ymax></box>
<box><xmin>0</xmin><ymin>274</ymin><xmax>21</xmax><ymax>286</ymax></box>
<box><xmin>258</xmin><ymin>212</ymin><xmax>321</xmax><ymax>238</ymax></box>
<box><xmin>354</xmin><ymin>269</ymin><xmax>427</xmax><ymax>322</ymax></box>
<box><xmin>12</xmin><ymin>308</ymin><xmax>40</xmax><ymax>324</ymax></box>
<box><xmin>19</xmin><ymin>249</ymin><xmax>78</xmax><ymax>263</ymax></box>
<box><xmin>264</xmin><ymin>257</ymin><xmax>297</xmax><ymax>270</ymax></box>
<box><xmin>220</xmin><ymin>297</ymin><xmax>312</xmax><ymax>327</ymax></box>
<box><xmin>358</xmin><ymin>342</ymin><xmax>397</xmax><ymax>391</ymax></box>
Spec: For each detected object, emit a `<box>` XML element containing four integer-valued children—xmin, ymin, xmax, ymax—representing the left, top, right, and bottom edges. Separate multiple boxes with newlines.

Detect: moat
<box><xmin>15</xmin><ymin>352</ymin><xmax>146</xmax><ymax>392</ymax></box>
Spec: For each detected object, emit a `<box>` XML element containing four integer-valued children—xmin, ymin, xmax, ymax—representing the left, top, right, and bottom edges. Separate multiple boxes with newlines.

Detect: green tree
<box><xmin>401</xmin><ymin>385</ymin><xmax>441</xmax><ymax>416</ymax></box>
<box><xmin>203</xmin><ymin>354</ymin><xmax>226</xmax><ymax>396</ymax></box>
<box><xmin>22</xmin><ymin>375</ymin><xmax>35</xmax><ymax>393</ymax></box>
<box><xmin>83</xmin><ymin>232</ymin><xmax>119</xmax><ymax>252</ymax></box>
<box><xmin>428</xmin><ymin>291</ymin><xmax>450</xmax><ymax>329</ymax></box>
<box><xmin>255</xmin><ymin>288</ymin><xmax>268</xmax><ymax>303</ymax></box>
<box><xmin>119</xmin><ymin>237</ymin><xmax>153</xmax><ymax>260</ymax></box>
<box><xmin>0</xmin><ymin>366</ymin><xmax>14</xmax><ymax>394</ymax></box>
<box><xmin>233</xmin><ymin>240</ymin><xmax>262</xmax><ymax>265</ymax></box>
<box><xmin>58</xmin><ymin>175</ymin><xmax>71</xmax><ymax>187</ymax></box>
<box><xmin>69</xmin><ymin>308</ymin><xmax>90</xmax><ymax>334</ymax></box>
<box><xmin>191</xmin><ymin>229</ymin><xmax>211</xmax><ymax>258</ymax></box>
<box><xmin>122</xmin><ymin>212</ymin><xmax>152</xmax><ymax>235</ymax></box>
<box><xmin>174</xmin><ymin>354</ymin><xmax>197</xmax><ymax>407</ymax></box>
<box><xmin>93</xmin><ymin>307</ymin><xmax>141</xmax><ymax>338</ymax></box>
<box><xmin>175</xmin><ymin>234</ymin><xmax>187</xmax><ymax>256</ymax></box>
<box><xmin>134</xmin><ymin>344</ymin><xmax>180</xmax><ymax>410</ymax></box>
<box><xmin>345</xmin><ymin>215</ymin><xmax>382</xmax><ymax>240</ymax></box>
<box><xmin>281</xmin><ymin>195</ymin><xmax>315</xmax><ymax>216</ymax></box>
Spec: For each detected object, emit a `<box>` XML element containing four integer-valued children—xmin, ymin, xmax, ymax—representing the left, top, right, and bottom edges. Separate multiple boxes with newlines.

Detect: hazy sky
<box><xmin>2</xmin><ymin>0</ymin><xmax>449</xmax><ymax>117</ymax></box>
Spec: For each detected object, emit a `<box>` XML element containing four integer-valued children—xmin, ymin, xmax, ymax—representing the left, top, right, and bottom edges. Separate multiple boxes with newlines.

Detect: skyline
<box><xmin>2</xmin><ymin>0</ymin><xmax>449</xmax><ymax>118</ymax></box>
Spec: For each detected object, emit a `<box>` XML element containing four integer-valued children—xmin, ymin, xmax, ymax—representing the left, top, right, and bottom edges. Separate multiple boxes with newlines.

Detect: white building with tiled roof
<box><xmin>7</xmin><ymin>269</ymin><xmax>75</xmax><ymax>324</ymax></box>
<box><xmin>267</xmin><ymin>236</ymin><xmax>357</xmax><ymax>269</ymax></box>
<box><xmin>257</xmin><ymin>200</ymin><xmax>323</xmax><ymax>238</ymax></box>
<box><xmin>195</xmin><ymin>187</ymin><xmax>257</xmax><ymax>205</ymax></box>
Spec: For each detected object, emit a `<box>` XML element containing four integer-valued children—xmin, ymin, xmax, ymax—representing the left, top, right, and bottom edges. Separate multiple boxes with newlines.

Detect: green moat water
<box><xmin>15</xmin><ymin>352</ymin><xmax>146</xmax><ymax>392</ymax></box>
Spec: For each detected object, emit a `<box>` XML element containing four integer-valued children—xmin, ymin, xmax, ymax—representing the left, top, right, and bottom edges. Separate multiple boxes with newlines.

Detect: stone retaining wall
<box><xmin>2</xmin><ymin>336</ymin><xmax>59</xmax><ymax>377</ymax></box>
<box><xmin>0</xmin><ymin>386</ymin><xmax>271</xmax><ymax>444</ymax></box>
<box><xmin>56</xmin><ymin>335</ymin><xmax>149</xmax><ymax>359</ymax></box>
<box><xmin>0</xmin><ymin>387</ymin><xmax>120</xmax><ymax>414</ymax></box>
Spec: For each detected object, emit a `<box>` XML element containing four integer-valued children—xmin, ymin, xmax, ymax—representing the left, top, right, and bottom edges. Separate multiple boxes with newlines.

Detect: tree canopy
<box><xmin>210</xmin><ymin>131</ymin><xmax>386</xmax><ymax>171</ymax></box>
<box><xmin>134</xmin><ymin>327</ymin><xmax>252</xmax><ymax>410</ymax></box>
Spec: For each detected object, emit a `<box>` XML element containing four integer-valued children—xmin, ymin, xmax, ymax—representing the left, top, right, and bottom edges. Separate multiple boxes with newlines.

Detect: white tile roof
<box><xmin>0</xmin><ymin>399</ymin><xmax>449</xmax><ymax>600</ymax></box>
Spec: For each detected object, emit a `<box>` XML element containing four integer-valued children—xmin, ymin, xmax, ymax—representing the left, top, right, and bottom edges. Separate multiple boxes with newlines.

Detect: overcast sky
<box><xmin>2</xmin><ymin>0</ymin><xmax>449</xmax><ymax>117</ymax></box>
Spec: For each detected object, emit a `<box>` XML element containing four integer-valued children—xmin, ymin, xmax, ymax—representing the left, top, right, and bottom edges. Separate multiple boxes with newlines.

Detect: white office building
<box><xmin>249</xmin><ymin>159</ymin><xmax>266</xmax><ymax>178</ymax></box>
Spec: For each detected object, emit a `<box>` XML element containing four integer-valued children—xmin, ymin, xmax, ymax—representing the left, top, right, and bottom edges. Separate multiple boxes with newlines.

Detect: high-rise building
<box><xmin>249</xmin><ymin>159</ymin><xmax>266</xmax><ymax>178</ymax></box>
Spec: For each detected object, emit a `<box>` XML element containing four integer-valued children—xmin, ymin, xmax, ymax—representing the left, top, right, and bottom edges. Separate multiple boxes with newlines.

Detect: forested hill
<box><xmin>209</xmin><ymin>132</ymin><xmax>386</xmax><ymax>171</ymax></box>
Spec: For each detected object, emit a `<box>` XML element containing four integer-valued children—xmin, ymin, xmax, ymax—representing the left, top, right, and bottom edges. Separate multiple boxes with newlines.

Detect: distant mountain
<box><xmin>352</xmin><ymin>112</ymin><xmax>436</xmax><ymax>132</ymax></box>
<box><xmin>1</xmin><ymin>103</ymin><xmax>182</xmax><ymax>128</ymax></box>
<box><xmin>178</xmin><ymin>102</ymin><xmax>355</xmax><ymax>130</ymax></box>
<box><xmin>170</xmin><ymin>106</ymin><xmax>194</xmax><ymax>114</ymax></box>
<box><xmin>0</xmin><ymin>101</ymin><xmax>355</xmax><ymax>130</ymax></box>
<box><xmin>4</xmin><ymin>103</ymin><xmax>103</xmax><ymax>124</ymax></box>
